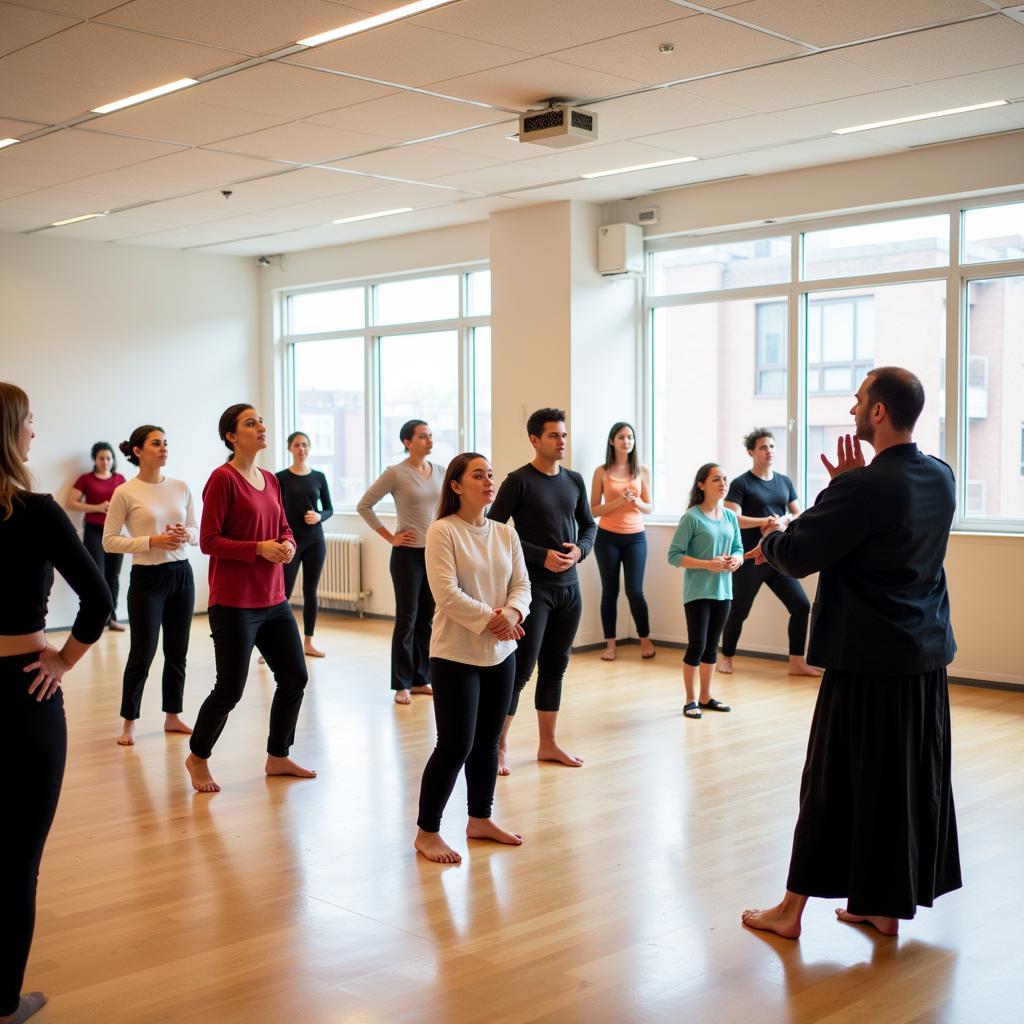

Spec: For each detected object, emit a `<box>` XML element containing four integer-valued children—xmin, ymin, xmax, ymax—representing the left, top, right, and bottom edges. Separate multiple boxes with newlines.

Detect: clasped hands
<box><xmin>543</xmin><ymin>543</ymin><xmax>582</xmax><ymax>573</ymax></box>
<box><xmin>709</xmin><ymin>554</ymin><xmax>743</xmax><ymax>573</ymax></box>
<box><xmin>488</xmin><ymin>607</ymin><xmax>525</xmax><ymax>642</ymax></box>
<box><xmin>257</xmin><ymin>538</ymin><xmax>295</xmax><ymax>563</ymax></box>
<box><xmin>150</xmin><ymin>522</ymin><xmax>191</xmax><ymax>550</ymax></box>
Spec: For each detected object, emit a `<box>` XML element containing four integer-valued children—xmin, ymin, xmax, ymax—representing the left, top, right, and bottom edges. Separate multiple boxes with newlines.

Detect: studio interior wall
<box><xmin>0</xmin><ymin>231</ymin><xmax>259</xmax><ymax>625</ymax></box>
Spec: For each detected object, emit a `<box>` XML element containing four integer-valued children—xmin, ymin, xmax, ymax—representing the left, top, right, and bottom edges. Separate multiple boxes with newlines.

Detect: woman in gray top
<box><xmin>357</xmin><ymin>419</ymin><xmax>444</xmax><ymax>704</ymax></box>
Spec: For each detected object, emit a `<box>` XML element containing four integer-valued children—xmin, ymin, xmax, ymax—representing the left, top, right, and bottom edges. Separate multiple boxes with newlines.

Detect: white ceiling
<box><xmin>0</xmin><ymin>0</ymin><xmax>1023</xmax><ymax>254</ymax></box>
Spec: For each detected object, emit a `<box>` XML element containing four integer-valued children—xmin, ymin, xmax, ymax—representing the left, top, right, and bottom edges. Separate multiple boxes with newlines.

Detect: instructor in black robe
<box><xmin>742</xmin><ymin>366</ymin><xmax>961</xmax><ymax>939</ymax></box>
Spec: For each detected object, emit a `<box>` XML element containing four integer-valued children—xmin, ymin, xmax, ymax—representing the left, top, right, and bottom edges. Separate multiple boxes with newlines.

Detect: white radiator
<box><xmin>291</xmin><ymin>533</ymin><xmax>370</xmax><ymax>616</ymax></box>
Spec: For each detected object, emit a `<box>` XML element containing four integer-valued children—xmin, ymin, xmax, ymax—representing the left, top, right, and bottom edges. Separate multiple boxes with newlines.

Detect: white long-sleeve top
<box><xmin>425</xmin><ymin>515</ymin><xmax>532</xmax><ymax>667</ymax></box>
<box><xmin>102</xmin><ymin>476</ymin><xmax>199</xmax><ymax>566</ymax></box>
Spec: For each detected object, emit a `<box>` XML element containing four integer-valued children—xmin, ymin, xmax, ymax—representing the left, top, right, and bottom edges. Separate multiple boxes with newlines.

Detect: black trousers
<box><xmin>0</xmin><ymin>655</ymin><xmax>67</xmax><ymax>1017</ymax></box>
<box><xmin>120</xmin><ymin>561</ymin><xmax>195</xmax><ymax>720</ymax></box>
<box><xmin>190</xmin><ymin>602</ymin><xmax>308</xmax><ymax>759</ymax></box>
<box><xmin>721</xmin><ymin>560</ymin><xmax>810</xmax><ymax>657</ymax></box>
<box><xmin>83</xmin><ymin>521</ymin><xmax>122</xmax><ymax>618</ymax></box>
<box><xmin>593</xmin><ymin>529</ymin><xmax>650</xmax><ymax>639</ymax></box>
<box><xmin>683</xmin><ymin>599</ymin><xmax>732</xmax><ymax>666</ymax></box>
<box><xmin>416</xmin><ymin>655</ymin><xmax>516</xmax><ymax>833</ymax></box>
<box><xmin>510</xmin><ymin>583</ymin><xmax>582</xmax><ymax>715</ymax></box>
<box><xmin>283</xmin><ymin>533</ymin><xmax>326</xmax><ymax>637</ymax></box>
<box><xmin>390</xmin><ymin>546</ymin><xmax>434</xmax><ymax>691</ymax></box>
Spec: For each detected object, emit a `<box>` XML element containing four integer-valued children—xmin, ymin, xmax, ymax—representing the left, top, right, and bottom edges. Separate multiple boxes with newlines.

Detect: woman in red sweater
<box><xmin>185</xmin><ymin>404</ymin><xmax>317</xmax><ymax>793</ymax></box>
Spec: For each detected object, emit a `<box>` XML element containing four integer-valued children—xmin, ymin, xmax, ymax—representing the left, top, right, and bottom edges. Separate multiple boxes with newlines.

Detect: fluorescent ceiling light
<box><xmin>91</xmin><ymin>78</ymin><xmax>198</xmax><ymax>114</ymax></box>
<box><xmin>833</xmin><ymin>100</ymin><xmax>1008</xmax><ymax>135</ymax></box>
<box><xmin>332</xmin><ymin>207</ymin><xmax>413</xmax><ymax>225</ymax></box>
<box><xmin>297</xmin><ymin>0</ymin><xmax>455</xmax><ymax>47</ymax></box>
<box><xmin>0</xmin><ymin>138</ymin><xmax>20</xmax><ymax>150</ymax></box>
<box><xmin>51</xmin><ymin>212</ymin><xmax>108</xmax><ymax>227</ymax></box>
<box><xmin>581</xmin><ymin>156</ymin><xmax>698</xmax><ymax>179</ymax></box>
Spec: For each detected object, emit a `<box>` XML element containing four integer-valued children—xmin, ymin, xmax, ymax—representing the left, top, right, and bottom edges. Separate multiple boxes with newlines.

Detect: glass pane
<box><xmin>821</xmin><ymin>302</ymin><xmax>854</xmax><ymax>361</ymax></box>
<box><xmin>379</xmin><ymin>331</ymin><xmax>459</xmax><ymax>466</ymax></box>
<box><xmin>288</xmin><ymin>287</ymin><xmax>364</xmax><ymax>335</ymax></box>
<box><xmin>649</xmin><ymin>236</ymin><xmax>791</xmax><ymax>296</ymax></box>
<box><xmin>964</xmin><ymin>275</ymin><xmax>1024</xmax><ymax>520</ymax></box>
<box><xmin>467</xmin><ymin>270</ymin><xmax>491</xmax><ymax>316</ymax></box>
<box><xmin>650</xmin><ymin>297</ymin><xmax>788</xmax><ymax>517</ymax></box>
<box><xmin>473</xmin><ymin>326</ymin><xmax>492</xmax><ymax>459</ymax></box>
<box><xmin>963</xmin><ymin>202</ymin><xmax>1024</xmax><ymax>264</ymax></box>
<box><xmin>806</xmin><ymin>280</ymin><xmax>945</xmax><ymax>501</ymax></box>
<box><xmin>802</xmin><ymin>214</ymin><xmax>949</xmax><ymax>281</ymax></box>
<box><xmin>292</xmin><ymin>338</ymin><xmax>365</xmax><ymax>507</ymax></box>
<box><xmin>374</xmin><ymin>274</ymin><xmax>459</xmax><ymax>326</ymax></box>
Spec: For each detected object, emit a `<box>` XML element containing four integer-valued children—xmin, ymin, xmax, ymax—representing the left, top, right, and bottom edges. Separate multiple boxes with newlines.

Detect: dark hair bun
<box><xmin>118</xmin><ymin>440</ymin><xmax>136</xmax><ymax>461</ymax></box>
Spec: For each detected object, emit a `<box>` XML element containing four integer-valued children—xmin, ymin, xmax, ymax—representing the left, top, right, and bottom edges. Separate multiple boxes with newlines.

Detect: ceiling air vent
<box><xmin>519</xmin><ymin>104</ymin><xmax>598</xmax><ymax>148</ymax></box>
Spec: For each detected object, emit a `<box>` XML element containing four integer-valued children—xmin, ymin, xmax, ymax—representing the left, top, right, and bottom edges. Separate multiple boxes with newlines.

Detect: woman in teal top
<box><xmin>668</xmin><ymin>463</ymin><xmax>744</xmax><ymax>719</ymax></box>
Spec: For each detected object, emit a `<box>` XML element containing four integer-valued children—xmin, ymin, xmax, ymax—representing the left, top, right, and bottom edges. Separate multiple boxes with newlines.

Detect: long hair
<box><xmin>687</xmin><ymin>462</ymin><xmax>720</xmax><ymax>508</ymax></box>
<box><xmin>119</xmin><ymin>424</ymin><xmax>163</xmax><ymax>467</ymax></box>
<box><xmin>437</xmin><ymin>452</ymin><xmax>487</xmax><ymax>521</ymax></box>
<box><xmin>604</xmin><ymin>421</ymin><xmax>639</xmax><ymax>477</ymax></box>
<box><xmin>218</xmin><ymin>403</ymin><xmax>255</xmax><ymax>461</ymax></box>
<box><xmin>0</xmin><ymin>382</ymin><xmax>33</xmax><ymax>520</ymax></box>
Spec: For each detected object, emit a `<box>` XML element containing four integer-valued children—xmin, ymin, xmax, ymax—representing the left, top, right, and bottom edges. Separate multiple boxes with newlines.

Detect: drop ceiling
<box><xmin>1</xmin><ymin>0</ymin><xmax>1023</xmax><ymax>255</ymax></box>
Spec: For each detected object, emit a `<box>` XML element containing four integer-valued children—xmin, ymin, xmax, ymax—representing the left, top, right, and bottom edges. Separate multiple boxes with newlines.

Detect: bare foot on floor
<box><xmin>742</xmin><ymin>903</ymin><xmax>802</xmax><ymax>939</ymax></box>
<box><xmin>640</xmin><ymin>638</ymin><xmax>656</xmax><ymax>659</ymax></box>
<box><xmin>164</xmin><ymin>714</ymin><xmax>193</xmax><ymax>735</ymax></box>
<box><xmin>718</xmin><ymin>656</ymin><xmax>734</xmax><ymax>675</ymax></box>
<box><xmin>304</xmin><ymin>641</ymin><xmax>325</xmax><ymax>658</ymax></box>
<box><xmin>414</xmin><ymin>829</ymin><xmax>462</xmax><ymax>864</ymax></box>
<box><xmin>185</xmin><ymin>753</ymin><xmax>220</xmax><ymax>793</ymax></box>
<box><xmin>600</xmin><ymin>643</ymin><xmax>616</xmax><ymax>662</ymax></box>
<box><xmin>788</xmin><ymin>656</ymin><xmax>823</xmax><ymax>677</ymax></box>
<box><xmin>538</xmin><ymin>742</ymin><xmax>584</xmax><ymax>767</ymax></box>
<box><xmin>117</xmin><ymin>722</ymin><xmax>135</xmax><ymax>746</ymax></box>
<box><xmin>497</xmin><ymin>743</ymin><xmax>510</xmax><ymax>777</ymax></box>
<box><xmin>411</xmin><ymin>685</ymin><xmax>433</xmax><ymax>696</ymax></box>
<box><xmin>835</xmin><ymin>908</ymin><xmax>899</xmax><ymax>935</ymax></box>
<box><xmin>265</xmin><ymin>755</ymin><xmax>317</xmax><ymax>779</ymax></box>
<box><xmin>394</xmin><ymin>689</ymin><xmax>412</xmax><ymax>704</ymax></box>
<box><xmin>466</xmin><ymin>817</ymin><xmax>523</xmax><ymax>846</ymax></box>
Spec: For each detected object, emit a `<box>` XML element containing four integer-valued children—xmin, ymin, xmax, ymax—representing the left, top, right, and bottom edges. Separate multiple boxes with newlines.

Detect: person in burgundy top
<box><xmin>69</xmin><ymin>442</ymin><xmax>126</xmax><ymax>630</ymax></box>
<box><xmin>185</xmin><ymin>404</ymin><xmax>317</xmax><ymax>794</ymax></box>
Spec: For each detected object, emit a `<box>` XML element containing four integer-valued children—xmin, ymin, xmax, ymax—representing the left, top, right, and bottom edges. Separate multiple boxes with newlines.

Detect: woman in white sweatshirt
<box><xmin>414</xmin><ymin>453</ymin><xmax>531</xmax><ymax>865</ymax></box>
<box><xmin>103</xmin><ymin>425</ymin><xmax>197</xmax><ymax>746</ymax></box>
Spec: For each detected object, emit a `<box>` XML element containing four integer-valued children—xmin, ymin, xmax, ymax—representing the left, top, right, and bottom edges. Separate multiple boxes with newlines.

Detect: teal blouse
<box><xmin>667</xmin><ymin>505</ymin><xmax>744</xmax><ymax>603</ymax></box>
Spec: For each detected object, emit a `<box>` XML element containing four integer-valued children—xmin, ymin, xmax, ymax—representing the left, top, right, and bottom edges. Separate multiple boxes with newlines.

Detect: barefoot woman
<box><xmin>185</xmin><ymin>405</ymin><xmax>315</xmax><ymax>793</ymax></box>
<box><xmin>414</xmin><ymin>454</ymin><xmax>531</xmax><ymax>864</ymax></box>
<box><xmin>1</xmin><ymin>382</ymin><xmax>111</xmax><ymax>1024</ymax></box>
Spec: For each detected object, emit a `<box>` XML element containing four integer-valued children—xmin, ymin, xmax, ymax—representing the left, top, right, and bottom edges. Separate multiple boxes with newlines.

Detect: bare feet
<box><xmin>108</xmin><ymin>619</ymin><xmax>126</xmax><ymax>632</ymax></box>
<box><xmin>600</xmin><ymin>642</ymin><xmax>616</xmax><ymax>662</ymax></box>
<box><xmin>741</xmin><ymin>902</ymin><xmax>802</xmax><ymax>940</ymax></box>
<box><xmin>265</xmin><ymin>755</ymin><xmax>317</xmax><ymax>779</ymax></box>
<box><xmin>640</xmin><ymin>637</ymin><xmax>656</xmax><ymax>659</ymax></box>
<box><xmin>394</xmin><ymin>689</ymin><xmax>412</xmax><ymax>705</ymax></box>
<box><xmin>835</xmin><ymin>908</ymin><xmax>899</xmax><ymax>935</ymax></box>
<box><xmin>718</xmin><ymin>656</ymin><xmax>734</xmax><ymax>675</ymax></box>
<box><xmin>117</xmin><ymin>720</ymin><xmax>135</xmax><ymax>746</ymax></box>
<box><xmin>497</xmin><ymin>742</ymin><xmax>510</xmax><ymax>777</ymax></box>
<box><xmin>466</xmin><ymin>817</ymin><xmax>523</xmax><ymax>845</ymax></box>
<box><xmin>411</xmin><ymin>684</ymin><xmax>433</xmax><ymax>696</ymax></box>
<box><xmin>414</xmin><ymin>828</ymin><xmax>462</xmax><ymax>864</ymax></box>
<box><xmin>164</xmin><ymin>713</ymin><xmax>192</xmax><ymax>736</ymax></box>
<box><xmin>185</xmin><ymin>753</ymin><xmax>220</xmax><ymax>793</ymax></box>
<box><xmin>537</xmin><ymin>742</ymin><xmax>584</xmax><ymax>767</ymax></box>
<box><xmin>788</xmin><ymin>655</ymin><xmax>823</xmax><ymax>677</ymax></box>
<box><xmin>304</xmin><ymin>640</ymin><xmax>325</xmax><ymax>658</ymax></box>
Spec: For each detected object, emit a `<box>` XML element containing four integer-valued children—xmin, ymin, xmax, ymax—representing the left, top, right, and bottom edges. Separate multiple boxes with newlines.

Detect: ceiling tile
<box><xmin>190</xmin><ymin>63</ymin><xmax>395</xmax><ymax>119</ymax></box>
<box><xmin>772</xmin><ymin>85</ymin><xmax>955</xmax><ymax>132</ymax></box>
<box><xmin>839</xmin><ymin>18</ymin><xmax>1024</xmax><ymax>82</ymax></box>
<box><xmin>0</xmin><ymin>180</ymin><xmax>36</xmax><ymax>198</ymax></box>
<box><xmin>0</xmin><ymin>153</ymin><xmax>91</xmax><ymax>186</ymax></box>
<box><xmin>0</xmin><ymin>2</ymin><xmax>77</xmax><ymax>58</ymax></box>
<box><xmin>840</xmin><ymin>107</ymin><xmax>1022</xmax><ymax>147</ymax></box>
<box><xmin>212</xmin><ymin>121</ymin><xmax>399</xmax><ymax>162</ymax></box>
<box><xmin>0</xmin><ymin>116</ymin><xmax>47</xmax><ymax>137</ymax></box>
<box><xmin>721</xmin><ymin>133</ymin><xmax>897</xmax><ymax>176</ymax></box>
<box><xmin>0</xmin><ymin>206</ymin><xmax>51</xmax><ymax>230</ymax></box>
<box><xmin>237</xmin><ymin>165</ymin><xmax>386</xmax><ymax>198</ymax></box>
<box><xmin>289</xmin><ymin>23</ymin><xmax>531</xmax><ymax>88</ymax></box>
<box><xmin>0</xmin><ymin>185</ymin><xmax>130</xmax><ymax>214</ymax></box>
<box><xmin>9</xmin><ymin>127</ymin><xmax>184</xmax><ymax>169</ymax></box>
<box><xmin>515</xmin><ymin>139</ymin><xmax>689</xmax><ymax>178</ymax></box>
<box><xmin>499</xmin><ymin>176</ymin><xmax>648</xmax><ymax>203</ymax></box>
<box><xmin>328</xmin><ymin>142</ymin><xmax>501</xmax><ymax>181</ymax></box>
<box><xmin>3</xmin><ymin>2</ymin><xmax>123</xmax><ymax>17</ymax></box>
<box><xmin>427</xmin><ymin>121</ymin><xmax>551</xmax><ymax>162</ymax></box>
<box><xmin>46</xmin><ymin>211</ymin><xmax>182</xmax><ymax>240</ymax></box>
<box><xmin>108</xmin><ymin>218</ymin><xmax>259</xmax><ymax>248</ymax></box>
<box><xmin>0</xmin><ymin>68</ymin><xmax>114</xmax><ymax>123</ymax></box>
<box><xmin>904</xmin><ymin>62</ymin><xmax>1024</xmax><ymax>108</ymax></box>
<box><xmin>423</xmin><ymin>162</ymin><xmax>564</xmax><ymax>194</ymax></box>
<box><xmin>589</xmin><ymin>88</ymin><xmax>755</xmax><ymax>141</ymax></box>
<box><xmin>414</xmin><ymin>0</ymin><xmax>695</xmax><ymax>55</ymax></box>
<box><xmin>0</xmin><ymin>23</ymin><xmax>244</xmax><ymax>94</ymax></box>
<box><xmin>46</xmin><ymin>167</ymin><xmax>198</xmax><ymax>200</ymax></box>
<box><xmin>428</xmin><ymin>57</ymin><xmax>647</xmax><ymax>109</ymax></box>
<box><xmin>718</xmin><ymin>0</ymin><xmax>991</xmax><ymax>47</ymax></box>
<box><xmin>553</xmin><ymin>14</ymin><xmax>805</xmax><ymax>86</ymax></box>
<box><xmin>125</xmin><ymin>147</ymin><xmax>283</xmax><ymax>188</ymax></box>
<box><xmin>678</xmin><ymin>53</ymin><xmax>909</xmax><ymax>112</ymax></box>
<box><xmin>636</xmin><ymin>112</ymin><xmax>826</xmax><ymax>157</ymax></box>
<box><xmin>127</xmin><ymin>195</ymin><xmax>297</xmax><ymax>225</ymax></box>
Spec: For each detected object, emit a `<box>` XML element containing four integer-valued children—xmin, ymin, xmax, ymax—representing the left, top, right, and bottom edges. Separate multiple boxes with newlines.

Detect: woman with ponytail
<box><xmin>103</xmin><ymin>425</ymin><xmax>197</xmax><ymax>747</ymax></box>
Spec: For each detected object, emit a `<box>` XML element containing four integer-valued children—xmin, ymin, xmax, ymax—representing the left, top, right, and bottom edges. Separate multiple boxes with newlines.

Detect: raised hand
<box><xmin>820</xmin><ymin>433</ymin><xmax>866</xmax><ymax>480</ymax></box>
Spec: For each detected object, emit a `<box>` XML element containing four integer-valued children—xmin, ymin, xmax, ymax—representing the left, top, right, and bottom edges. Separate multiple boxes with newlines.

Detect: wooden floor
<box><xmin>26</xmin><ymin>614</ymin><xmax>1022</xmax><ymax>1024</ymax></box>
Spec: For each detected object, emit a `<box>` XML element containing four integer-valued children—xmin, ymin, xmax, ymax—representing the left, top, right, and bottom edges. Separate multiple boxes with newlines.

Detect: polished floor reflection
<box><xmin>28</xmin><ymin>615</ymin><xmax>1020</xmax><ymax>1023</ymax></box>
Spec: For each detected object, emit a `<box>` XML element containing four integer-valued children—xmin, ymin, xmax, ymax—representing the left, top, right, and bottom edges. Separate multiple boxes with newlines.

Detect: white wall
<box><xmin>0</xmin><ymin>231</ymin><xmax>258</xmax><ymax>624</ymax></box>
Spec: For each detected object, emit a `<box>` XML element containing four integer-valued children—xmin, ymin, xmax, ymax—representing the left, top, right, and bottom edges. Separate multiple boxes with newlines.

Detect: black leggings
<box><xmin>1</xmin><ymin>655</ymin><xmax>67</xmax><ymax>1017</ymax></box>
<box><xmin>683</xmin><ymin>599</ymin><xmax>732</xmax><ymax>666</ymax></box>
<box><xmin>417</xmin><ymin>654</ymin><xmax>515</xmax><ymax>833</ymax></box>
<box><xmin>190</xmin><ymin>602</ymin><xmax>308</xmax><ymax>759</ymax></box>
<box><xmin>83</xmin><ymin>521</ymin><xmax>122</xmax><ymax>618</ymax></box>
<box><xmin>721</xmin><ymin>560</ymin><xmax>810</xmax><ymax>657</ymax></box>
<box><xmin>283</xmin><ymin>533</ymin><xmax>326</xmax><ymax>637</ymax></box>
<box><xmin>593</xmin><ymin>529</ymin><xmax>650</xmax><ymax>639</ymax></box>
<box><xmin>121</xmin><ymin>561</ymin><xmax>195</xmax><ymax>720</ymax></box>
<box><xmin>510</xmin><ymin>583</ymin><xmax>582</xmax><ymax>715</ymax></box>
<box><xmin>390</xmin><ymin>546</ymin><xmax>434</xmax><ymax>691</ymax></box>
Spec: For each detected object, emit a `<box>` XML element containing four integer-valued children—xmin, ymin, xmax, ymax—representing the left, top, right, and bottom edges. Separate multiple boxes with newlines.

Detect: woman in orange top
<box><xmin>589</xmin><ymin>422</ymin><xmax>654</xmax><ymax>662</ymax></box>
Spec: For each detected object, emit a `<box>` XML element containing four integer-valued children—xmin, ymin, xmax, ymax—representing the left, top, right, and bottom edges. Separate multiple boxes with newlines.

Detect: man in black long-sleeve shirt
<box><xmin>488</xmin><ymin>408</ymin><xmax>596</xmax><ymax>771</ymax></box>
<box><xmin>742</xmin><ymin>367</ymin><xmax>961</xmax><ymax>940</ymax></box>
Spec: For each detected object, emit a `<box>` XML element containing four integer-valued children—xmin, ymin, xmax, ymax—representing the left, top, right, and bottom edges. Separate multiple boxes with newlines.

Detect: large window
<box><xmin>284</xmin><ymin>267</ymin><xmax>490</xmax><ymax>508</ymax></box>
<box><xmin>646</xmin><ymin>198</ymin><xmax>1024</xmax><ymax>531</ymax></box>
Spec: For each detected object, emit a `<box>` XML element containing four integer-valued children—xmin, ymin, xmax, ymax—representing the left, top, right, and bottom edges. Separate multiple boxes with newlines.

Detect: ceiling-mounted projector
<box><xmin>518</xmin><ymin>104</ymin><xmax>598</xmax><ymax>148</ymax></box>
